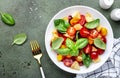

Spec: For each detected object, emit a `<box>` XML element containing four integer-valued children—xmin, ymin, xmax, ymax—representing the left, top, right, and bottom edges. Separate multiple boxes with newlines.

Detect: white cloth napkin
<box><xmin>76</xmin><ymin>38</ymin><xmax>120</xmax><ymax>78</ymax></box>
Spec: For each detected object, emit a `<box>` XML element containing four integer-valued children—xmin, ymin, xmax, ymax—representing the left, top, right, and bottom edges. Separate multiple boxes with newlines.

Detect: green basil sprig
<box><xmin>94</xmin><ymin>38</ymin><xmax>106</xmax><ymax>50</ymax></box>
<box><xmin>56</xmin><ymin>38</ymin><xmax>88</xmax><ymax>56</ymax></box>
<box><xmin>12</xmin><ymin>33</ymin><xmax>27</xmax><ymax>45</ymax></box>
<box><xmin>85</xmin><ymin>19</ymin><xmax>100</xmax><ymax>29</ymax></box>
<box><xmin>0</xmin><ymin>13</ymin><xmax>15</xmax><ymax>26</ymax></box>
<box><xmin>54</xmin><ymin>19</ymin><xmax>70</xmax><ymax>33</ymax></box>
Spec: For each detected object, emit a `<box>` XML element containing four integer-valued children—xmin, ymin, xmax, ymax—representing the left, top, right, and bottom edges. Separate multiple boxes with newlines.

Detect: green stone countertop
<box><xmin>0</xmin><ymin>0</ymin><xmax>120</xmax><ymax>78</ymax></box>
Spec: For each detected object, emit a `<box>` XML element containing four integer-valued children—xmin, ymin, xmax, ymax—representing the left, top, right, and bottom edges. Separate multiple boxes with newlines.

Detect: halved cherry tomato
<box><xmin>80</xmin><ymin>27</ymin><xmax>90</xmax><ymax>37</ymax></box>
<box><xmin>97</xmin><ymin>49</ymin><xmax>104</xmax><ymax>55</ymax></box>
<box><xmin>70</xmin><ymin>18</ymin><xmax>80</xmax><ymax>26</ymax></box>
<box><xmin>79</xmin><ymin>15</ymin><xmax>86</xmax><ymax>26</ymax></box>
<box><xmin>101</xmin><ymin>36</ymin><xmax>107</xmax><ymax>43</ymax></box>
<box><xmin>83</xmin><ymin>44</ymin><xmax>92</xmax><ymax>54</ymax></box>
<box><xmin>63</xmin><ymin>58</ymin><xmax>73</xmax><ymax>67</ymax></box>
<box><xmin>90</xmin><ymin>29</ymin><xmax>99</xmax><ymax>38</ymax></box>
<box><xmin>90</xmin><ymin>51</ymin><xmax>99</xmax><ymax>59</ymax></box>
<box><xmin>67</xmin><ymin>27</ymin><xmax>76</xmax><ymax>36</ymax></box>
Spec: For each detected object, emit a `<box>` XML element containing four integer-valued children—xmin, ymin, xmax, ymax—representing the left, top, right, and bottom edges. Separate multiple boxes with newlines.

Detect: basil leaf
<box><xmin>83</xmin><ymin>55</ymin><xmax>92</xmax><ymax>68</ymax></box>
<box><xmin>12</xmin><ymin>33</ymin><xmax>27</xmax><ymax>45</ymax></box>
<box><xmin>85</xmin><ymin>19</ymin><xmax>100</xmax><ymax>29</ymax></box>
<box><xmin>54</xmin><ymin>19</ymin><xmax>70</xmax><ymax>33</ymax></box>
<box><xmin>64</xmin><ymin>20</ymin><xmax>70</xmax><ymax>28</ymax></box>
<box><xmin>75</xmin><ymin>38</ymin><xmax>88</xmax><ymax>49</ymax></box>
<box><xmin>1</xmin><ymin>13</ymin><xmax>15</xmax><ymax>26</ymax></box>
<box><xmin>82</xmin><ymin>51</ymin><xmax>86</xmax><ymax>60</ymax></box>
<box><xmin>66</xmin><ymin>38</ymin><xmax>75</xmax><ymax>49</ymax></box>
<box><xmin>94</xmin><ymin>38</ymin><xmax>106</xmax><ymax>50</ymax></box>
<box><xmin>52</xmin><ymin>37</ymin><xmax>64</xmax><ymax>50</ymax></box>
<box><xmin>56</xmin><ymin>48</ymin><xmax>70</xmax><ymax>55</ymax></box>
<box><xmin>69</xmin><ymin>49</ymin><xmax>79</xmax><ymax>56</ymax></box>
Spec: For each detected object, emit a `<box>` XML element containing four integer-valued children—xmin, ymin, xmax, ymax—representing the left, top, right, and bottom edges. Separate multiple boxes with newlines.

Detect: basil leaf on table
<box><xmin>56</xmin><ymin>48</ymin><xmax>70</xmax><ymax>55</ymax></box>
<box><xmin>52</xmin><ymin>37</ymin><xmax>64</xmax><ymax>50</ymax></box>
<box><xmin>54</xmin><ymin>19</ymin><xmax>70</xmax><ymax>33</ymax></box>
<box><xmin>12</xmin><ymin>33</ymin><xmax>27</xmax><ymax>45</ymax></box>
<box><xmin>94</xmin><ymin>38</ymin><xmax>106</xmax><ymax>50</ymax></box>
<box><xmin>1</xmin><ymin>13</ymin><xmax>15</xmax><ymax>26</ymax></box>
<box><xmin>85</xmin><ymin>19</ymin><xmax>100</xmax><ymax>29</ymax></box>
<box><xmin>66</xmin><ymin>38</ymin><xmax>75</xmax><ymax>49</ymax></box>
<box><xmin>75</xmin><ymin>38</ymin><xmax>88</xmax><ymax>49</ymax></box>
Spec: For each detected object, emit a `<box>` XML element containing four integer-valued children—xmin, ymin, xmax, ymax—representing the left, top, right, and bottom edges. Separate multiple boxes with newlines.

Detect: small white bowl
<box><xmin>45</xmin><ymin>5</ymin><xmax>113</xmax><ymax>74</ymax></box>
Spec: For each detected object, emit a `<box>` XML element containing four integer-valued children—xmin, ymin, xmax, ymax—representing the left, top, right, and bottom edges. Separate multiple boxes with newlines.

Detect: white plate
<box><xmin>45</xmin><ymin>5</ymin><xmax>113</xmax><ymax>74</ymax></box>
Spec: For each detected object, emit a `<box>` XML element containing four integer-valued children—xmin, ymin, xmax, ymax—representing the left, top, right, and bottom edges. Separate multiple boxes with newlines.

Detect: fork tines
<box><xmin>30</xmin><ymin>40</ymin><xmax>42</xmax><ymax>55</ymax></box>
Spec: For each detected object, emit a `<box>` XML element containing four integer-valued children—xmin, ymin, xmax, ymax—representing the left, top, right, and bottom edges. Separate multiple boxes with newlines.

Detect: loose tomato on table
<box><xmin>79</xmin><ymin>15</ymin><xmax>86</xmax><ymax>26</ymax></box>
<box><xmin>67</xmin><ymin>26</ymin><xmax>76</xmax><ymax>36</ymax></box>
<box><xmin>80</xmin><ymin>27</ymin><xmax>90</xmax><ymax>38</ymax></box>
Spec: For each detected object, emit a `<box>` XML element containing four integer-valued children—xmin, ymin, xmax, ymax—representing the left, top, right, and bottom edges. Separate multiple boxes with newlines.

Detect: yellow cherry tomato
<box><xmin>101</xmin><ymin>27</ymin><xmax>108</xmax><ymax>36</ymax></box>
<box><xmin>57</xmin><ymin>54</ymin><xmax>63</xmax><ymax>61</ymax></box>
<box><xmin>70</xmin><ymin>18</ymin><xmax>80</xmax><ymax>26</ymax></box>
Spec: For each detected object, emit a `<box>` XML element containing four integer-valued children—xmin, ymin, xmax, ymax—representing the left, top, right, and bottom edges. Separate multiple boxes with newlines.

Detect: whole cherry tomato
<box><xmin>63</xmin><ymin>58</ymin><xmax>73</xmax><ymax>67</ymax></box>
<box><xmin>83</xmin><ymin>44</ymin><xmax>92</xmax><ymax>54</ymax></box>
<box><xmin>67</xmin><ymin>27</ymin><xmax>76</xmax><ymax>36</ymax></box>
<box><xmin>97</xmin><ymin>49</ymin><xmax>104</xmax><ymax>55</ymax></box>
<box><xmin>90</xmin><ymin>29</ymin><xmax>99</xmax><ymax>38</ymax></box>
<box><xmin>80</xmin><ymin>27</ymin><xmax>90</xmax><ymax>37</ymax></box>
<box><xmin>90</xmin><ymin>51</ymin><xmax>99</xmax><ymax>59</ymax></box>
<box><xmin>79</xmin><ymin>15</ymin><xmax>86</xmax><ymax>26</ymax></box>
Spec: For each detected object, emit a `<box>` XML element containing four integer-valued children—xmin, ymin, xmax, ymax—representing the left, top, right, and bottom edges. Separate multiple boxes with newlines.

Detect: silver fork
<box><xmin>30</xmin><ymin>40</ymin><xmax>45</xmax><ymax>78</ymax></box>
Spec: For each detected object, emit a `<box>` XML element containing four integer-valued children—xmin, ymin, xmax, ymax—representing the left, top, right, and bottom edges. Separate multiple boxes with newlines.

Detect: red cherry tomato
<box><xmin>83</xmin><ymin>44</ymin><xmax>92</xmax><ymax>54</ymax></box>
<box><xmin>63</xmin><ymin>58</ymin><xmax>73</xmax><ymax>67</ymax></box>
<box><xmin>97</xmin><ymin>49</ymin><xmax>104</xmax><ymax>55</ymax></box>
<box><xmin>79</xmin><ymin>15</ymin><xmax>86</xmax><ymax>26</ymax></box>
<box><xmin>101</xmin><ymin>36</ymin><xmax>107</xmax><ymax>43</ymax></box>
<box><xmin>90</xmin><ymin>30</ymin><xmax>99</xmax><ymax>38</ymax></box>
<box><xmin>80</xmin><ymin>27</ymin><xmax>90</xmax><ymax>37</ymax></box>
<box><xmin>67</xmin><ymin>27</ymin><xmax>76</xmax><ymax>36</ymax></box>
<box><xmin>90</xmin><ymin>51</ymin><xmax>99</xmax><ymax>59</ymax></box>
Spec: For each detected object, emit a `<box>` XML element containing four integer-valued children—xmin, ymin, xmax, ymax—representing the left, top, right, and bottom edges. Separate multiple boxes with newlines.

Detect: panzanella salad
<box><xmin>50</xmin><ymin>11</ymin><xmax>107</xmax><ymax>70</ymax></box>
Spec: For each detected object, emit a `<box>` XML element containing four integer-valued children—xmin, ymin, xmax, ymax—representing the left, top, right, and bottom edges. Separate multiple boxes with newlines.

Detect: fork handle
<box><xmin>40</xmin><ymin>67</ymin><xmax>45</xmax><ymax>78</ymax></box>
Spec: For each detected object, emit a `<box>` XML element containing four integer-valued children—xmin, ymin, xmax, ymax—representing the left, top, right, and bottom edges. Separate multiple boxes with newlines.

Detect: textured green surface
<box><xmin>0</xmin><ymin>0</ymin><xmax>120</xmax><ymax>78</ymax></box>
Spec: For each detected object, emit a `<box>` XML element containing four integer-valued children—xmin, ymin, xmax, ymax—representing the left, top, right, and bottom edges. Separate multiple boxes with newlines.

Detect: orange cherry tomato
<box><xmin>67</xmin><ymin>27</ymin><xmax>76</xmax><ymax>36</ymax></box>
<box><xmin>70</xmin><ymin>18</ymin><xmax>80</xmax><ymax>26</ymax></box>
